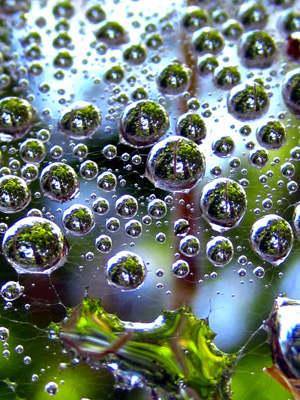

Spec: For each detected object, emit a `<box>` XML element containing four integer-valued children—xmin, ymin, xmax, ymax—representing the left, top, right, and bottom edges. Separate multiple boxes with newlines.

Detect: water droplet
<box><xmin>250</xmin><ymin>214</ymin><xmax>294</xmax><ymax>266</ymax></box>
<box><xmin>213</xmin><ymin>136</ymin><xmax>235</xmax><ymax>157</ymax></box>
<box><xmin>58</xmin><ymin>101</ymin><xmax>101</xmax><ymax>140</ymax></box>
<box><xmin>19</xmin><ymin>138</ymin><xmax>46</xmax><ymax>163</ymax></box>
<box><xmin>176</xmin><ymin>112</ymin><xmax>206</xmax><ymax>144</ymax></box>
<box><xmin>148</xmin><ymin>199</ymin><xmax>167</xmax><ymax>219</ymax></box>
<box><xmin>103</xmin><ymin>144</ymin><xmax>117</xmax><ymax>160</ymax></box>
<box><xmin>119</xmin><ymin>100</ymin><xmax>169</xmax><ymax>148</ymax></box>
<box><xmin>0</xmin><ymin>97</ymin><xmax>34</xmax><ymax>140</ymax></box>
<box><xmin>95</xmin><ymin>234</ymin><xmax>112</xmax><ymax>253</ymax></box>
<box><xmin>200</xmin><ymin>178</ymin><xmax>247</xmax><ymax>232</ymax></box>
<box><xmin>125</xmin><ymin>220</ymin><xmax>142</xmax><ymax>238</ymax></box>
<box><xmin>239</xmin><ymin>31</ymin><xmax>277</xmax><ymax>68</ymax></box>
<box><xmin>2</xmin><ymin>217</ymin><xmax>69</xmax><ymax>274</ymax></box>
<box><xmin>253</xmin><ymin>266</ymin><xmax>265</xmax><ymax>278</ymax></box>
<box><xmin>146</xmin><ymin>136</ymin><xmax>205</xmax><ymax>192</ymax></box>
<box><xmin>45</xmin><ymin>381</ymin><xmax>58</xmax><ymax>396</ymax></box>
<box><xmin>97</xmin><ymin>171</ymin><xmax>117</xmax><ymax>192</ymax></box>
<box><xmin>282</xmin><ymin>68</ymin><xmax>300</xmax><ymax>115</ymax></box>
<box><xmin>0</xmin><ymin>281</ymin><xmax>23</xmax><ymax>301</ymax></box>
<box><xmin>171</xmin><ymin>260</ymin><xmax>190</xmax><ymax>278</ymax></box>
<box><xmin>0</xmin><ymin>325</ymin><xmax>9</xmax><ymax>343</ymax></box>
<box><xmin>256</xmin><ymin>120</ymin><xmax>286</xmax><ymax>150</ymax></box>
<box><xmin>228</xmin><ymin>81</ymin><xmax>269</xmax><ymax>121</ymax></box>
<box><xmin>40</xmin><ymin>162</ymin><xmax>79</xmax><ymax>203</ymax></box>
<box><xmin>179</xmin><ymin>235</ymin><xmax>200</xmax><ymax>257</ymax></box>
<box><xmin>115</xmin><ymin>195</ymin><xmax>138</xmax><ymax>219</ymax></box>
<box><xmin>106</xmin><ymin>251</ymin><xmax>147</xmax><ymax>291</ymax></box>
<box><xmin>0</xmin><ymin>175</ymin><xmax>30</xmax><ymax>213</ymax></box>
<box><xmin>182</xmin><ymin>7</ymin><xmax>208</xmax><ymax>32</ymax></box>
<box><xmin>174</xmin><ymin>218</ymin><xmax>190</xmax><ymax>236</ymax></box>
<box><xmin>213</xmin><ymin>66</ymin><xmax>241</xmax><ymax>89</ymax></box>
<box><xmin>193</xmin><ymin>27</ymin><xmax>225</xmax><ymax>54</ymax></box>
<box><xmin>95</xmin><ymin>21</ymin><xmax>128</xmax><ymax>45</ymax></box>
<box><xmin>92</xmin><ymin>197</ymin><xmax>110</xmax><ymax>215</ymax></box>
<box><xmin>62</xmin><ymin>204</ymin><xmax>95</xmax><ymax>236</ymax></box>
<box><xmin>106</xmin><ymin>217</ymin><xmax>120</xmax><ymax>232</ymax></box>
<box><xmin>249</xmin><ymin>148</ymin><xmax>269</xmax><ymax>168</ymax></box>
<box><xmin>206</xmin><ymin>236</ymin><xmax>234</xmax><ymax>267</ymax></box>
<box><xmin>80</xmin><ymin>160</ymin><xmax>98</xmax><ymax>180</ymax></box>
<box><xmin>157</xmin><ymin>62</ymin><xmax>190</xmax><ymax>96</ymax></box>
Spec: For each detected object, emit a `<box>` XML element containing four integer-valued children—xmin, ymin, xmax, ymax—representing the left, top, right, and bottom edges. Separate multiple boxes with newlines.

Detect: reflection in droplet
<box><xmin>250</xmin><ymin>214</ymin><xmax>293</xmax><ymax>266</ymax></box>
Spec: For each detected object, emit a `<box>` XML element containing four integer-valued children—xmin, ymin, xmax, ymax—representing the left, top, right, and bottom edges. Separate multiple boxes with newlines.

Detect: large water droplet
<box><xmin>0</xmin><ymin>175</ymin><xmax>30</xmax><ymax>213</ymax></box>
<box><xmin>2</xmin><ymin>217</ymin><xmax>69</xmax><ymax>274</ymax></box>
<box><xmin>62</xmin><ymin>204</ymin><xmax>95</xmax><ymax>236</ymax></box>
<box><xmin>40</xmin><ymin>162</ymin><xmax>79</xmax><ymax>203</ymax></box>
<box><xmin>200</xmin><ymin>178</ymin><xmax>247</xmax><ymax>232</ymax></box>
<box><xmin>250</xmin><ymin>214</ymin><xmax>293</xmax><ymax>266</ymax></box>
<box><xmin>106</xmin><ymin>251</ymin><xmax>147</xmax><ymax>291</ymax></box>
<box><xmin>146</xmin><ymin>136</ymin><xmax>205</xmax><ymax>192</ymax></box>
<box><xmin>206</xmin><ymin>236</ymin><xmax>234</xmax><ymax>267</ymax></box>
<box><xmin>119</xmin><ymin>100</ymin><xmax>169</xmax><ymax>148</ymax></box>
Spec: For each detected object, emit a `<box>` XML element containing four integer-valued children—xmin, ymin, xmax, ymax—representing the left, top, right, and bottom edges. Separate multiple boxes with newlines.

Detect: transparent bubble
<box><xmin>148</xmin><ymin>199</ymin><xmax>167</xmax><ymax>219</ymax></box>
<box><xmin>238</xmin><ymin>268</ymin><xmax>246</xmax><ymax>277</ymax></box>
<box><xmin>253</xmin><ymin>266</ymin><xmax>265</xmax><ymax>278</ymax></box>
<box><xmin>176</xmin><ymin>112</ymin><xmax>206</xmax><ymax>144</ymax></box>
<box><xmin>21</xmin><ymin>164</ymin><xmax>39</xmax><ymax>181</ymax></box>
<box><xmin>73</xmin><ymin>143</ymin><xmax>88</xmax><ymax>159</ymax></box>
<box><xmin>213</xmin><ymin>136</ymin><xmax>235</xmax><ymax>157</ymax></box>
<box><xmin>106</xmin><ymin>251</ymin><xmax>147</xmax><ymax>291</ymax></box>
<box><xmin>179</xmin><ymin>235</ymin><xmax>200</xmax><ymax>257</ymax></box>
<box><xmin>97</xmin><ymin>171</ymin><xmax>117</xmax><ymax>192</ymax></box>
<box><xmin>171</xmin><ymin>260</ymin><xmax>190</xmax><ymax>278</ymax></box>
<box><xmin>156</xmin><ymin>62</ymin><xmax>190</xmax><ymax>96</ymax></box>
<box><xmin>2</xmin><ymin>216</ymin><xmax>69</xmax><ymax>274</ymax></box>
<box><xmin>0</xmin><ymin>175</ymin><xmax>31</xmax><ymax>213</ymax></box>
<box><xmin>102</xmin><ymin>144</ymin><xmax>117</xmax><ymax>160</ymax></box>
<box><xmin>228</xmin><ymin>80</ymin><xmax>269</xmax><ymax>121</ymax></box>
<box><xmin>282</xmin><ymin>68</ymin><xmax>300</xmax><ymax>115</ymax></box>
<box><xmin>142</xmin><ymin>215</ymin><xmax>152</xmax><ymax>225</ymax></box>
<box><xmin>206</xmin><ymin>236</ymin><xmax>234</xmax><ymax>267</ymax></box>
<box><xmin>115</xmin><ymin>195</ymin><xmax>138</xmax><ymax>219</ymax></box>
<box><xmin>58</xmin><ymin>101</ymin><xmax>101</xmax><ymax>140</ymax></box>
<box><xmin>174</xmin><ymin>218</ymin><xmax>190</xmax><ymax>236</ymax></box>
<box><xmin>256</xmin><ymin>120</ymin><xmax>286</xmax><ymax>150</ymax></box>
<box><xmin>80</xmin><ymin>160</ymin><xmax>98</xmax><ymax>180</ymax></box>
<box><xmin>0</xmin><ymin>281</ymin><xmax>23</xmax><ymax>301</ymax></box>
<box><xmin>146</xmin><ymin>136</ymin><xmax>205</xmax><ymax>192</ymax></box>
<box><xmin>40</xmin><ymin>162</ymin><xmax>79</xmax><ymax>203</ymax></box>
<box><xmin>125</xmin><ymin>220</ymin><xmax>142</xmax><ymax>238</ymax></box>
<box><xmin>249</xmin><ymin>148</ymin><xmax>269</xmax><ymax>168</ymax></box>
<box><xmin>95</xmin><ymin>234</ymin><xmax>112</xmax><ymax>253</ymax></box>
<box><xmin>62</xmin><ymin>204</ymin><xmax>95</xmax><ymax>236</ymax></box>
<box><xmin>0</xmin><ymin>96</ymin><xmax>34</xmax><ymax>140</ymax></box>
<box><xmin>119</xmin><ymin>100</ymin><xmax>169</xmax><ymax>148</ymax></box>
<box><xmin>50</xmin><ymin>145</ymin><xmax>63</xmax><ymax>159</ymax></box>
<box><xmin>213</xmin><ymin>66</ymin><xmax>241</xmax><ymax>89</ymax></box>
<box><xmin>19</xmin><ymin>138</ymin><xmax>46</xmax><ymax>163</ymax></box>
<box><xmin>193</xmin><ymin>27</ymin><xmax>224</xmax><ymax>54</ymax></box>
<box><xmin>182</xmin><ymin>7</ymin><xmax>208</xmax><ymax>32</ymax></box>
<box><xmin>0</xmin><ymin>327</ymin><xmax>9</xmax><ymax>341</ymax></box>
<box><xmin>200</xmin><ymin>178</ymin><xmax>247</xmax><ymax>232</ymax></box>
<box><xmin>250</xmin><ymin>214</ymin><xmax>294</xmax><ymax>266</ymax></box>
<box><xmin>239</xmin><ymin>31</ymin><xmax>277</xmax><ymax>69</ymax></box>
<box><xmin>92</xmin><ymin>197</ymin><xmax>110</xmax><ymax>215</ymax></box>
<box><xmin>45</xmin><ymin>381</ymin><xmax>58</xmax><ymax>396</ymax></box>
<box><xmin>281</xmin><ymin>162</ymin><xmax>295</xmax><ymax>178</ymax></box>
<box><xmin>106</xmin><ymin>217</ymin><xmax>120</xmax><ymax>232</ymax></box>
<box><xmin>155</xmin><ymin>232</ymin><xmax>166</xmax><ymax>243</ymax></box>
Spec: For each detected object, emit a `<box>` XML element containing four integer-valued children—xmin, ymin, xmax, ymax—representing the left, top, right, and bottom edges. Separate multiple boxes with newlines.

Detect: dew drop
<box><xmin>106</xmin><ymin>251</ymin><xmax>147</xmax><ymax>291</ymax></box>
